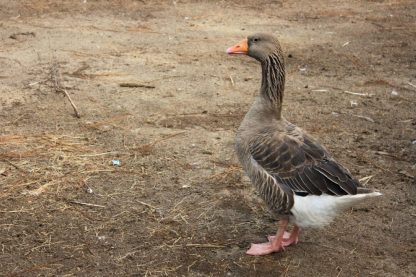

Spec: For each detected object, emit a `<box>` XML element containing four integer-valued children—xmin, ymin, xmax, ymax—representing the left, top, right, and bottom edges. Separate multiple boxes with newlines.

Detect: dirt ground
<box><xmin>0</xmin><ymin>0</ymin><xmax>415</xmax><ymax>276</ymax></box>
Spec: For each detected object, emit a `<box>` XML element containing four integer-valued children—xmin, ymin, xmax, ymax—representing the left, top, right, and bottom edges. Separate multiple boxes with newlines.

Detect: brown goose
<box><xmin>226</xmin><ymin>33</ymin><xmax>381</xmax><ymax>256</ymax></box>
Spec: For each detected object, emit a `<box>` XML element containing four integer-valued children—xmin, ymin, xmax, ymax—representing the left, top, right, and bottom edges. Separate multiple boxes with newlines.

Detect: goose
<box><xmin>226</xmin><ymin>33</ymin><xmax>381</xmax><ymax>256</ymax></box>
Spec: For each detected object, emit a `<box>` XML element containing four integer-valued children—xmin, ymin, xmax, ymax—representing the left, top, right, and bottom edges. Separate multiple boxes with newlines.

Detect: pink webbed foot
<box><xmin>246</xmin><ymin>219</ymin><xmax>295</xmax><ymax>256</ymax></box>
<box><xmin>268</xmin><ymin>227</ymin><xmax>300</xmax><ymax>247</ymax></box>
<box><xmin>246</xmin><ymin>241</ymin><xmax>285</xmax><ymax>256</ymax></box>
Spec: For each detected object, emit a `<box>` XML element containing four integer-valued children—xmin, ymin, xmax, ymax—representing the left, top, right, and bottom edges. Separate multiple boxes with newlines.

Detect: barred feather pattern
<box><xmin>235</xmin><ymin>135</ymin><xmax>294</xmax><ymax>215</ymax></box>
<box><xmin>261</xmin><ymin>53</ymin><xmax>285</xmax><ymax>116</ymax></box>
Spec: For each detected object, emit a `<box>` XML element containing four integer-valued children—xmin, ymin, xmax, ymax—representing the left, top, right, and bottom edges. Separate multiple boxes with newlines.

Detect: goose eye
<box><xmin>253</xmin><ymin>38</ymin><xmax>259</xmax><ymax>42</ymax></box>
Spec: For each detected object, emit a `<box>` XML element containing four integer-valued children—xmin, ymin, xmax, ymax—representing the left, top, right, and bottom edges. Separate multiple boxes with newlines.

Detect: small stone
<box><xmin>111</xmin><ymin>160</ymin><xmax>121</xmax><ymax>166</ymax></box>
<box><xmin>350</xmin><ymin>100</ymin><xmax>358</xmax><ymax>108</ymax></box>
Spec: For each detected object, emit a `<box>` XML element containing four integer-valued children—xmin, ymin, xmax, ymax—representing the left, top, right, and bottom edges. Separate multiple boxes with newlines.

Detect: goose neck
<box><xmin>260</xmin><ymin>53</ymin><xmax>285</xmax><ymax>118</ymax></box>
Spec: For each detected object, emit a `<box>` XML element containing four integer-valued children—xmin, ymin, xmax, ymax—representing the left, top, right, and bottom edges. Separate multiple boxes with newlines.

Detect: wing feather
<box><xmin>249</xmin><ymin>128</ymin><xmax>359</xmax><ymax>196</ymax></box>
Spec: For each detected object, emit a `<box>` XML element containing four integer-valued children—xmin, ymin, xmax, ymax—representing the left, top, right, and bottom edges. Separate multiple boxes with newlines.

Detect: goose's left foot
<box><xmin>268</xmin><ymin>226</ymin><xmax>300</xmax><ymax>247</ymax></box>
<box><xmin>246</xmin><ymin>241</ymin><xmax>284</xmax><ymax>256</ymax></box>
<box><xmin>246</xmin><ymin>219</ymin><xmax>292</xmax><ymax>256</ymax></box>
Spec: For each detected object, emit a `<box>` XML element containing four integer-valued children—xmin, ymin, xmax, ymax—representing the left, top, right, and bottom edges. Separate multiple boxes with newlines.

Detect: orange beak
<box><xmin>226</xmin><ymin>38</ymin><xmax>248</xmax><ymax>55</ymax></box>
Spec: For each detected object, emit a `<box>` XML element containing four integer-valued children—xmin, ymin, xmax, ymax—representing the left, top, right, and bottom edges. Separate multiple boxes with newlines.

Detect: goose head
<box><xmin>226</xmin><ymin>33</ymin><xmax>282</xmax><ymax>62</ymax></box>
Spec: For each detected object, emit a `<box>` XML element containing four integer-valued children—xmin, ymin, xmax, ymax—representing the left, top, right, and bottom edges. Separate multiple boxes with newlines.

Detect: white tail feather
<box><xmin>290</xmin><ymin>192</ymin><xmax>382</xmax><ymax>228</ymax></box>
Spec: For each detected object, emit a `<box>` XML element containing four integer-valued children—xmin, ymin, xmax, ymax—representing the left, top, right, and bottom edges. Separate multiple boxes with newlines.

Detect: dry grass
<box><xmin>0</xmin><ymin>128</ymin><xmax>187</xmax><ymax>199</ymax></box>
<box><xmin>0</xmin><ymin>133</ymin><xmax>114</xmax><ymax>198</ymax></box>
<box><xmin>208</xmin><ymin>163</ymin><xmax>242</xmax><ymax>186</ymax></box>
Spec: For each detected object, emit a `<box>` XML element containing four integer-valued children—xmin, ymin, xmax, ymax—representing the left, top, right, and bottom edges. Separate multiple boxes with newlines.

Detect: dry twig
<box><xmin>1</xmin><ymin>159</ymin><xmax>28</xmax><ymax>174</ymax></box>
<box><xmin>229</xmin><ymin>75</ymin><xmax>234</xmax><ymax>86</ymax></box>
<box><xmin>137</xmin><ymin>200</ymin><xmax>157</xmax><ymax>210</ymax></box>
<box><xmin>343</xmin><ymin>90</ymin><xmax>372</xmax><ymax>97</ymax></box>
<box><xmin>407</xmin><ymin>82</ymin><xmax>416</xmax><ymax>90</ymax></box>
<box><xmin>9</xmin><ymin>32</ymin><xmax>35</xmax><ymax>39</ymax></box>
<box><xmin>68</xmin><ymin>199</ymin><xmax>106</xmax><ymax>208</ymax></box>
<box><xmin>186</xmin><ymin>243</ymin><xmax>225</xmax><ymax>248</ymax></box>
<box><xmin>359</xmin><ymin>175</ymin><xmax>373</xmax><ymax>186</ymax></box>
<box><xmin>51</xmin><ymin>61</ymin><xmax>81</xmax><ymax>118</ymax></box>
<box><xmin>350</xmin><ymin>114</ymin><xmax>375</xmax><ymax>123</ymax></box>
<box><xmin>119</xmin><ymin>83</ymin><xmax>155</xmax><ymax>89</ymax></box>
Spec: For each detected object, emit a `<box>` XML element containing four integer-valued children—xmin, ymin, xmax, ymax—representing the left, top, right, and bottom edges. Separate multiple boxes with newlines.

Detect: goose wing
<box><xmin>249</xmin><ymin>127</ymin><xmax>359</xmax><ymax>196</ymax></box>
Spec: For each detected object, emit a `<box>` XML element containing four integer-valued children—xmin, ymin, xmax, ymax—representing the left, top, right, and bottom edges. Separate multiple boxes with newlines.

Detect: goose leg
<box><xmin>246</xmin><ymin>219</ymin><xmax>288</xmax><ymax>256</ymax></box>
<box><xmin>267</xmin><ymin>231</ymin><xmax>291</xmax><ymax>243</ymax></box>
<box><xmin>268</xmin><ymin>225</ymin><xmax>300</xmax><ymax>247</ymax></box>
<box><xmin>283</xmin><ymin>225</ymin><xmax>300</xmax><ymax>246</ymax></box>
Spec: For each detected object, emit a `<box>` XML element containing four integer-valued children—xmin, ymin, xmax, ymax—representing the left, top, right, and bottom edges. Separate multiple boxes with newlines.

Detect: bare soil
<box><xmin>0</xmin><ymin>1</ymin><xmax>415</xmax><ymax>276</ymax></box>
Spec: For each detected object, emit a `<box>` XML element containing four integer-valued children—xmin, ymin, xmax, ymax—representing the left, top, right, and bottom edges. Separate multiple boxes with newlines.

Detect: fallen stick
<box><xmin>350</xmin><ymin>114</ymin><xmax>375</xmax><ymax>122</ymax></box>
<box><xmin>60</xmin><ymin>87</ymin><xmax>81</xmax><ymax>118</ymax></box>
<box><xmin>343</xmin><ymin>90</ymin><xmax>372</xmax><ymax>97</ymax></box>
<box><xmin>119</xmin><ymin>83</ymin><xmax>155</xmax><ymax>88</ymax></box>
<box><xmin>79</xmin><ymin>151</ymin><xmax>123</xmax><ymax>157</ymax></box>
<box><xmin>137</xmin><ymin>200</ymin><xmax>157</xmax><ymax>210</ymax></box>
<box><xmin>229</xmin><ymin>75</ymin><xmax>234</xmax><ymax>86</ymax></box>
<box><xmin>69</xmin><ymin>200</ymin><xmax>106</xmax><ymax>208</ymax></box>
<box><xmin>51</xmin><ymin>61</ymin><xmax>81</xmax><ymax>118</ymax></box>
<box><xmin>359</xmin><ymin>175</ymin><xmax>373</xmax><ymax>186</ymax></box>
<box><xmin>398</xmin><ymin>170</ymin><xmax>414</xmax><ymax>180</ymax></box>
<box><xmin>9</xmin><ymin>32</ymin><xmax>35</xmax><ymax>39</ymax></box>
<box><xmin>2</xmin><ymin>159</ymin><xmax>28</xmax><ymax>174</ymax></box>
<box><xmin>408</xmin><ymin>82</ymin><xmax>416</xmax><ymax>90</ymax></box>
<box><xmin>335</xmin><ymin>111</ymin><xmax>375</xmax><ymax>123</ymax></box>
<box><xmin>342</xmin><ymin>41</ymin><xmax>350</xmax><ymax>47</ymax></box>
<box><xmin>186</xmin><ymin>243</ymin><xmax>225</xmax><ymax>248</ymax></box>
